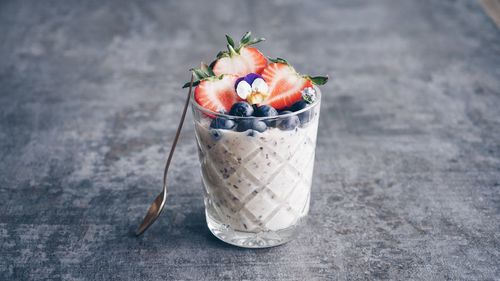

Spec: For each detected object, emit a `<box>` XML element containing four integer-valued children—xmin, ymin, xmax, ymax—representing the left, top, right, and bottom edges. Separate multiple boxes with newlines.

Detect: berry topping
<box><xmin>209</xmin><ymin>129</ymin><xmax>223</xmax><ymax>141</ymax></box>
<box><xmin>235</xmin><ymin>73</ymin><xmax>269</xmax><ymax>104</ymax></box>
<box><xmin>261</xmin><ymin>63</ymin><xmax>312</xmax><ymax>110</ymax></box>
<box><xmin>254</xmin><ymin>105</ymin><xmax>278</xmax><ymax>117</ymax></box>
<box><xmin>277</xmin><ymin>111</ymin><xmax>300</xmax><ymax>131</ymax></box>
<box><xmin>290</xmin><ymin>100</ymin><xmax>311</xmax><ymax>123</ymax></box>
<box><xmin>261</xmin><ymin>58</ymin><xmax>328</xmax><ymax>110</ymax></box>
<box><xmin>229</xmin><ymin>101</ymin><xmax>254</xmax><ymax>117</ymax></box>
<box><xmin>236</xmin><ymin>119</ymin><xmax>267</xmax><ymax>133</ymax></box>
<box><xmin>252</xmin><ymin>120</ymin><xmax>267</xmax><ymax>133</ymax></box>
<box><xmin>301</xmin><ymin>87</ymin><xmax>317</xmax><ymax>104</ymax></box>
<box><xmin>254</xmin><ymin>105</ymin><xmax>278</xmax><ymax>126</ymax></box>
<box><xmin>212</xmin><ymin>32</ymin><xmax>268</xmax><ymax>77</ymax></box>
<box><xmin>185</xmin><ymin>32</ymin><xmax>328</xmax><ymax>128</ymax></box>
<box><xmin>193</xmin><ymin>74</ymin><xmax>239</xmax><ymax>113</ymax></box>
<box><xmin>290</xmin><ymin>100</ymin><xmax>307</xmax><ymax>111</ymax></box>
<box><xmin>210</xmin><ymin>117</ymin><xmax>235</xmax><ymax>130</ymax></box>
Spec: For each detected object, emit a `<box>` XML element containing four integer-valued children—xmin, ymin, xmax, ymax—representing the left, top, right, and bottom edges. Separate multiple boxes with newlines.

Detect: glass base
<box><xmin>206</xmin><ymin>212</ymin><xmax>305</xmax><ymax>248</ymax></box>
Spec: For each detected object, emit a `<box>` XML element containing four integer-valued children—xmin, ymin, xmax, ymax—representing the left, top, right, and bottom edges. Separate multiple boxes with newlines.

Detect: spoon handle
<box><xmin>135</xmin><ymin>74</ymin><xmax>194</xmax><ymax>236</ymax></box>
<box><xmin>162</xmin><ymin>74</ymin><xmax>194</xmax><ymax>187</ymax></box>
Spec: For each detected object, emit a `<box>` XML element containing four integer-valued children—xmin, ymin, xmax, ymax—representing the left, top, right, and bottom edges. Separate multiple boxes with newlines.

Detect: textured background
<box><xmin>1</xmin><ymin>0</ymin><xmax>500</xmax><ymax>280</ymax></box>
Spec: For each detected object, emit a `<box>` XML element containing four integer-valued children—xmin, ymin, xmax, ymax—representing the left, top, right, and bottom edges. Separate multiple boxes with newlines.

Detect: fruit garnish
<box><xmin>210</xmin><ymin>117</ymin><xmax>235</xmax><ymax>130</ymax></box>
<box><xmin>194</xmin><ymin>74</ymin><xmax>239</xmax><ymax>113</ymax></box>
<box><xmin>235</xmin><ymin>73</ymin><xmax>269</xmax><ymax>104</ymax></box>
<box><xmin>261</xmin><ymin>63</ymin><xmax>311</xmax><ymax>110</ymax></box>
<box><xmin>236</xmin><ymin>119</ymin><xmax>267</xmax><ymax>133</ymax></box>
<box><xmin>228</xmin><ymin>101</ymin><xmax>254</xmax><ymax>117</ymax></box>
<box><xmin>290</xmin><ymin>100</ymin><xmax>308</xmax><ymax>112</ymax></box>
<box><xmin>212</xmin><ymin>32</ymin><xmax>268</xmax><ymax>77</ymax></box>
<box><xmin>277</xmin><ymin>111</ymin><xmax>300</xmax><ymax>131</ymax></box>
<box><xmin>254</xmin><ymin>105</ymin><xmax>278</xmax><ymax>117</ymax></box>
<box><xmin>301</xmin><ymin>87</ymin><xmax>317</xmax><ymax>104</ymax></box>
<box><xmin>254</xmin><ymin>105</ymin><xmax>278</xmax><ymax>126</ymax></box>
<box><xmin>209</xmin><ymin>129</ymin><xmax>223</xmax><ymax>141</ymax></box>
<box><xmin>290</xmin><ymin>100</ymin><xmax>311</xmax><ymax>123</ymax></box>
<box><xmin>184</xmin><ymin>34</ymin><xmax>329</xmax><ymax>119</ymax></box>
<box><xmin>182</xmin><ymin>62</ymin><xmax>216</xmax><ymax>89</ymax></box>
<box><xmin>261</xmin><ymin>58</ymin><xmax>328</xmax><ymax>110</ymax></box>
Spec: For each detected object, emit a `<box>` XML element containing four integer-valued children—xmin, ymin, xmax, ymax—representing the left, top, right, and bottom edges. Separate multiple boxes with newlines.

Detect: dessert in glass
<box><xmin>185</xmin><ymin>32</ymin><xmax>328</xmax><ymax>248</ymax></box>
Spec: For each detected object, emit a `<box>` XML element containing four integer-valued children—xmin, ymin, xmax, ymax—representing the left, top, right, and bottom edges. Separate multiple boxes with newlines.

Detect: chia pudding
<box><xmin>185</xmin><ymin>31</ymin><xmax>328</xmax><ymax>247</ymax></box>
<box><xmin>194</xmin><ymin>106</ymin><xmax>320</xmax><ymax>232</ymax></box>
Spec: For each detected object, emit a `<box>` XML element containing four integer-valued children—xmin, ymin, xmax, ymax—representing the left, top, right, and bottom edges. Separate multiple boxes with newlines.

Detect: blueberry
<box><xmin>209</xmin><ymin>129</ymin><xmax>223</xmax><ymax>140</ymax></box>
<box><xmin>210</xmin><ymin>117</ymin><xmax>235</xmax><ymax>130</ymax></box>
<box><xmin>229</xmin><ymin>102</ymin><xmax>254</xmax><ymax>117</ymax></box>
<box><xmin>278</xmin><ymin>111</ymin><xmax>300</xmax><ymax>131</ymax></box>
<box><xmin>236</xmin><ymin>118</ymin><xmax>267</xmax><ymax>133</ymax></box>
<box><xmin>290</xmin><ymin>100</ymin><xmax>308</xmax><ymax>111</ymax></box>
<box><xmin>252</xmin><ymin>120</ymin><xmax>267</xmax><ymax>133</ymax></box>
<box><xmin>254</xmin><ymin>105</ymin><xmax>278</xmax><ymax>117</ymax></box>
<box><xmin>254</xmin><ymin>105</ymin><xmax>278</xmax><ymax>126</ymax></box>
<box><xmin>290</xmin><ymin>100</ymin><xmax>311</xmax><ymax>123</ymax></box>
<box><xmin>236</xmin><ymin>119</ymin><xmax>253</xmax><ymax>132</ymax></box>
<box><xmin>279</xmin><ymin>110</ymin><xmax>293</xmax><ymax>115</ymax></box>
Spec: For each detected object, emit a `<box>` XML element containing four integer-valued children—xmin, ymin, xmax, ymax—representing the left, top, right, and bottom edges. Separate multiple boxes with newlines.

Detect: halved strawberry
<box><xmin>213</xmin><ymin>47</ymin><xmax>267</xmax><ymax>76</ymax></box>
<box><xmin>261</xmin><ymin>62</ymin><xmax>312</xmax><ymax>110</ymax></box>
<box><xmin>194</xmin><ymin>74</ymin><xmax>240</xmax><ymax>113</ymax></box>
<box><xmin>212</xmin><ymin>32</ymin><xmax>268</xmax><ymax>77</ymax></box>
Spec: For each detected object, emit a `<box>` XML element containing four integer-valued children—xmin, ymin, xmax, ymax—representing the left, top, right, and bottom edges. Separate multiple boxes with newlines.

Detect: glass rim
<box><xmin>190</xmin><ymin>85</ymin><xmax>322</xmax><ymax>120</ymax></box>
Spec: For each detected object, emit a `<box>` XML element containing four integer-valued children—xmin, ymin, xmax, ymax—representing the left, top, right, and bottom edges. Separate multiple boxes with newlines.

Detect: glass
<box><xmin>191</xmin><ymin>89</ymin><xmax>321</xmax><ymax>248</ymax></box>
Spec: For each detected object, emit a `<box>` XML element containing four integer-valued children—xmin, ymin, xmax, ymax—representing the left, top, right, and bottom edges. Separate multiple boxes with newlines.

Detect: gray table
<box><xmin>1</xmin><ymin>0</ymin><xmax>499</xmax><ymax>280</ymax></box>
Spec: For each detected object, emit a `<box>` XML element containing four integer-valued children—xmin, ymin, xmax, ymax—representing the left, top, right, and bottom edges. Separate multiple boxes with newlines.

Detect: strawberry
<box><xmin>194</xmin><ymin>74</ymin><xmax>240</xmax><ymax>113</ymax></box>
<box><xmin>261</xmin><ymin>58</ymin><xmax>328</xmax><ymax>110</ymax></box>
<box><xmin>212</xmin><ymin>32</ymin><xmax>268</xmax><ymax>77</ymax></box>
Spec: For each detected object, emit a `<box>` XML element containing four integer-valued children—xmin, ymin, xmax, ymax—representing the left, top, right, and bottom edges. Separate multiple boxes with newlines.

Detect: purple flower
<box><xmin>234</xmin><ymin>73</ymin><xmax>269</xmax><ymax>104</ymax></box>
<box><xmin>235</xmin><ymin>73</ymin><xmax>262</xmax><ymax>89</ymax></box>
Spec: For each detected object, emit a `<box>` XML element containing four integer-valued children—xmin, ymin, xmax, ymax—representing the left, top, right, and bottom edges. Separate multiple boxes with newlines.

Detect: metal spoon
<box><xmin>135</xmin><ymin>74</ymin><xmax>194</xmax><ymax>236</ymax></box>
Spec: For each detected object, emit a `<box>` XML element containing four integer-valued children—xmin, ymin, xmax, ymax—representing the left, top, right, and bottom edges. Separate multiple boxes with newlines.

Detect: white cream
<box><xmin>194</xmin><ymin>114</ymin><xmax>319</xmax><ymax>232</ymax></box>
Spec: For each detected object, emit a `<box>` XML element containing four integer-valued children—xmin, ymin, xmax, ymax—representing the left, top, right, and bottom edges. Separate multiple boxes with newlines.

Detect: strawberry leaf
<box><xmin>182</xmin><ymin>80</ymin><xmax>200</xmax><ymax>89</ymax></box>
<box><xmin>306</xmin><ymin>75</ymin><xmax>329</xmax><ymax>85</ymax></box>
<box><xmin>240</xmin><ymin>31</ymin><xmax>252</xmax><ymax>45</ymax></box>
<box><xmin>247</xmin><ymin>37</ymin><xmax>265</xmax><ymax>46</ymax></box>
<box><xmin>200</xmin><ymin>63</ymin><xmax>215</xmax><ymax>76</ymax></box>
<box><xmin>268</xmin><ymin>57</ymin><xmax>289</xmax><ymax>64</ymax></box>
<box><xmin>227</xmin><ymin>44</ymin><xmax>238</xmax><ymax>56</ymax></box>
<box><xmin>237</xmin><ymin>32</ymin><xmax>265</xmax><ymax>51</ymax></box>
<box><xmin>184</xmin><ymin>64</ymin><xmax>218</xmax><ymax>88</ymax></box>
<box><xmin>225</xmin><ymin>35</ymin><xmax>235</xmax><ymax>48</ymax></box>
<box><xmin>216</xmin><ymin>51</ymin><xmax>229</xmax><ymax>59</ymax></box>
<box><xmin>191</xmin><ymin>68</ymin><xmax>208</xmax><ymax>80</ymax></box>
<box><xmin>209</xmin><ymin>59</ymin><xmax>217</xmax><ymax>69</ymax></box>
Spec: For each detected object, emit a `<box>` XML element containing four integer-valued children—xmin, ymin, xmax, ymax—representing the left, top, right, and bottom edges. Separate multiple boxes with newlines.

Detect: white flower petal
<box><xmin>236</xmin><ymin>80</ymin><xmax>252</xmax><ymax>99</ymax></box>
<box><xmin>251</xmin><ymin>78</ymin><xmax>268</xmax><ymax>94</ymax></box>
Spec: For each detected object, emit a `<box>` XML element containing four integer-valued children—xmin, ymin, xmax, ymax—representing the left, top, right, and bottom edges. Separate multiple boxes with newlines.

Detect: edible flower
<box><xmin>235</xmin><ymin>73</ymin><xmax>269</xmax><ymax>105</ymax></box>
<box><xmin>301</xmin><ymin>87</ymin><xmax>317</xmax><ymax>104</ymax></box>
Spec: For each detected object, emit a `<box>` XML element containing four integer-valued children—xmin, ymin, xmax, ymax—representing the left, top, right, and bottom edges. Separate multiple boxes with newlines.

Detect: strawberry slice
<box><xmin>194</xmin><ymin>75</ymin><xmax>240</xmax><ymax>113</ymax></box>
<box><xmin>213</xmin><ymin>47</ymin><xmax>267</xmax><ymax>77</ymax></box>
<box><xmin>211</xmin><ymin>32</ymin><xmax>268</xmax><ymax>77</ymax></box>
<box><xmin>261</xmin><ymin>62</ymin><xmax>312</xmax><ymax>110</ymax></box>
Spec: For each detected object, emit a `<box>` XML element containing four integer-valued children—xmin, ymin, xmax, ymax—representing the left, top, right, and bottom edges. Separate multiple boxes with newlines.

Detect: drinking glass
<box><xmin>191</xmin><ymin>89</ymin><xmax>321</xmax><ymax>248</ymax></box>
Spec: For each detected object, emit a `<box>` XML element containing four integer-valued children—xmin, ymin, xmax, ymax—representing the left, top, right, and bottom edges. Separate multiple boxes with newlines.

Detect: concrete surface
<box><xmin>1</xmin><ymin>0</ymin><xmax>499</xmax><ymax>280</ymax></box>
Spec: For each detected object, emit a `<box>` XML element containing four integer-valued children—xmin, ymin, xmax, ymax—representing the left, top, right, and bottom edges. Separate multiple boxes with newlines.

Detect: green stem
<box><xmin>227</xmin><ymin>44</ymin><xmax>238</xmax><ymax>56</ymax></box>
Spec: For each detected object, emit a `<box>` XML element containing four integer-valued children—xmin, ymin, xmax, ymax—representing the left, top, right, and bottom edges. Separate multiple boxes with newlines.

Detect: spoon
<box><xmin>135</xmin><ymin>74</ymin><xmax>194</xmax><ymax>236</ymax></box>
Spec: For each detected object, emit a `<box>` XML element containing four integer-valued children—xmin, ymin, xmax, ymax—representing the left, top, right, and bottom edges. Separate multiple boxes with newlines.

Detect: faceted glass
<box><xmin>191</xmin><ymin>89</ymin><xmax>321</xmax><ymax>248</ymax></box>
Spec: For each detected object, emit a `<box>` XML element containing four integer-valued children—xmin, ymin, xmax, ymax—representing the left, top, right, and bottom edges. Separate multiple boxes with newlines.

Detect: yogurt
<box><xmin>194</xmin><ymin>112</ymin><xmax>319</xmax><ymax>232</ymax></box>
